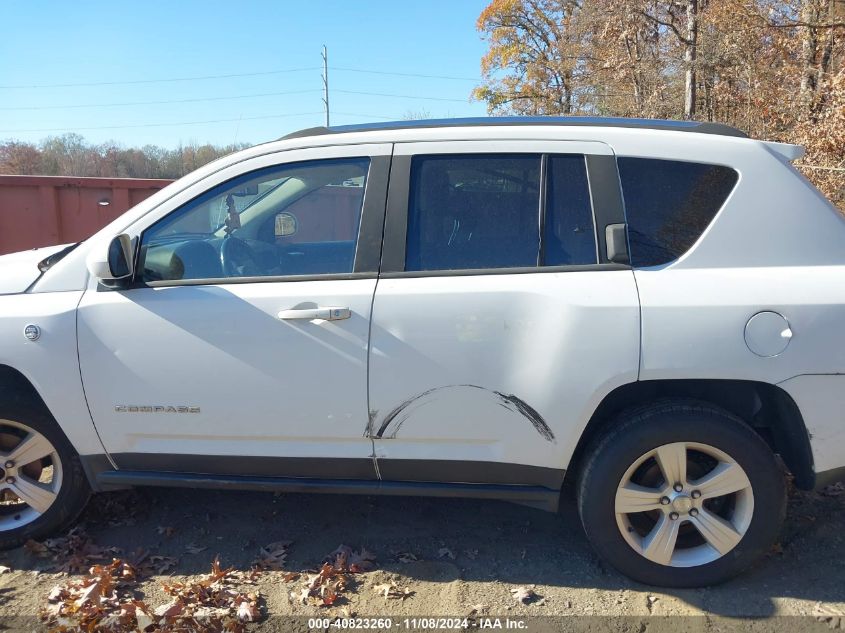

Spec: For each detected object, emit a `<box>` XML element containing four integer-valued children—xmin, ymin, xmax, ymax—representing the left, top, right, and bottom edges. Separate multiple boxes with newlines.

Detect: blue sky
<box><xmin>0</xmin><ymin>0</ymin><xmax>491</xmax><ymax>148</ymax></box>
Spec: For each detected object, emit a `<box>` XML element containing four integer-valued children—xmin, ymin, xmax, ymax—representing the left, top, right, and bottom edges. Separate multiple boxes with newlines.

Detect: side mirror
<box><xmin>87</xmin><ymin>234</ymin><xmax>135</xmax><ymax>287</ymax></box>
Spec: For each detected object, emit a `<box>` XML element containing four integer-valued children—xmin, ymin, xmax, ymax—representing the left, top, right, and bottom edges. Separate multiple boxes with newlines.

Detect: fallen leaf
<box><xmin>373</xmin><ymin>581</ymin><xmax>414</xmax><ymax>600</ymax></box>
<box><xmin>154</xmin><ymin>600</ymin><xmax>182</xmax><ymax>618</ymax></box>
<box><xmin>438</xmin><ymin>547</ymin><xmax>456</xmax><ymax>560</ymax></box>
<box><xmin>253</xmin><ymin>540</ymin><xmax>292</xmax><ymax>571</ymax></box>
<box><xmin>26</xmin><ymin>527</ymin><xmax>121</xmax><ymax>573</ymax></box>
<box><xmin>511</xmin><ymin>585</ymin><xmax>537</xmax><ymax>604</ymax></box>
<box><xmin>396</xmin><ymin>551</ymin><xmax>419</xmax><ymax>563</ymax></box>
<box><xmin>349</xmin><ymin>546</ymin><xmax>377</xmax><ymax>572</ymax></box>
<box><xmin>236</xmin><ymin>596</ymin><xmax>260</xmax><ymax>621</ymax></box>
<box><xmin>47</xmin><ymin>585</ymin><xmax>66</xmax><ymax>602</ymax></box>
<box><xmin>150</xmin><ymin>555</ymin><xmax>178</xmax><ymax>575</ymax></box>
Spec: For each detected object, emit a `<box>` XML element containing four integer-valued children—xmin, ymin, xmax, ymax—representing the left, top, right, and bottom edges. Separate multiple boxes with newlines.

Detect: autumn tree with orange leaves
<box><xmin>473</xmin><ymin>0</ymin><xmax>845</xmax><ymax>207</ymax></box>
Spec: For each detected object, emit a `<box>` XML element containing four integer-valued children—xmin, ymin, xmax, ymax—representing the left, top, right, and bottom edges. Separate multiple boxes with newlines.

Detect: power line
<box><xmin>0</xmin><ymin>68</ymin><xmax>321</xmax><ymax>90</ymax></box>
<box><xmin>332</xmin><ymin>111</ymin><xmax>399</xmax><ymax>120</ymax></box>
<box><xmin>0</xmin><ymin>65</ymin><xmax>479</xmax><ymax>90</ymax></box>
<box><xmin>0</xmin><ymin>89</ymin><xmax>322</xmax><ymax>111</ymax></box>
<box><xmin>0</xmin><ymin>111</ymin><xmax>324</xmax><ymax>134</ymax></box>
<box><xmin>0</xmin><ymin>88</ymin><xmax>469</xmax><ymax>111</ymax></box>
<box><xmin>331</xmin><ymin>67</ymin><xmax>479</xmax><ymax>82</ymax></box>
<box><xmin>335</xmin><ymin>89</ymin><xmax>469</xmax><ymax>103</ymax></box>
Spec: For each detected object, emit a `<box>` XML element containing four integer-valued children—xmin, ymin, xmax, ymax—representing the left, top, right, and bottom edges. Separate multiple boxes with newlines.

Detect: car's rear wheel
<box><xmin>0</xmin><ymin>413</ymin><xmax>90</xmax><ymax>549</ymax></box>
<box><xmin>577</xmin><ymin>401</ymin><xmax>786</xmax><ymax>586</ymax></box>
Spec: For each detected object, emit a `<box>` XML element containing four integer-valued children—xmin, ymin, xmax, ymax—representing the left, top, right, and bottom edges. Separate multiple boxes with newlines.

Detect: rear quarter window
<box><xmin>618</xmin><ymin>158</ymin><xmax>738</xmax><ymax>267</ymax></box>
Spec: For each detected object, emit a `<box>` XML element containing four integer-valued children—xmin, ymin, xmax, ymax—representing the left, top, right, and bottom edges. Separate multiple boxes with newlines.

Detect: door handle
<box><xmin>278</xmin><ymin>307</ymin><xmax>351</xmax><ymax>321</ymax></box>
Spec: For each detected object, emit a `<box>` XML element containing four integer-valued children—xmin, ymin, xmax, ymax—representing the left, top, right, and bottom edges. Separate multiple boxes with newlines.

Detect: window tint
<box><xmin>406</xmin><ymin>154</ymin><xmax>541</xmax><ymax>271</ymax></box>
<box><xmin>618</xmin><ymin>158</ymin><xmax>738</xmax><ymax>267</ymax></box>
<box><xmin>140</xmin><ymin>158</ymin><xmax>369</xmax><ymax>282</ymax></box>
<box><xmin>545</xmin><ymin>155</ymin><xmax>597</xmax><ymax>265</ymax></box>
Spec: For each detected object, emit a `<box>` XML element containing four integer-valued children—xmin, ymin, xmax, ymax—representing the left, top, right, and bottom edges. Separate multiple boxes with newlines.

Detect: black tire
<box><xmin>0</xmin><ymin>394</ymin><xmax>91</xmax><ymax>550</ymax></box>
<box><xmin>577</xmin><ymin>400</ymin><xmax>786</xmax><ymax>587</ymax></box>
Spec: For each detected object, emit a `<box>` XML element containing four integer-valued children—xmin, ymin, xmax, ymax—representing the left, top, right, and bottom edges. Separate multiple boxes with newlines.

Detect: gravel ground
<box><xmin>0</xmin><ymin>482</ymin><xmax>843</xmax><ymax>632</ymax></box>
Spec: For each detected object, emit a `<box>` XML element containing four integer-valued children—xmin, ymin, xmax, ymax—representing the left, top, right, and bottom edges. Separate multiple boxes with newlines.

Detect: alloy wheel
<box><xmin>614</xmin><ymin>441</ymin><xmax>754</xmax><ymax>568</ymax></box>
<box><xmin>0</xmin><ymin>419</ymin><xmax>63</xmax><ymax>530</ymax></box>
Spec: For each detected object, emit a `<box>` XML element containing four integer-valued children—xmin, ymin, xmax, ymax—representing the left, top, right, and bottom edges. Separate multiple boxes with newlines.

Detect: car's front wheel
<box><xmin>0</xmin><ymin>410</ymin><xmax>90</xmax><ymax>549</ymax></box>
<box><xmin>577</xmin><ymin>401</ymin><xmax>786</xmax><ymax>586</ymax></box>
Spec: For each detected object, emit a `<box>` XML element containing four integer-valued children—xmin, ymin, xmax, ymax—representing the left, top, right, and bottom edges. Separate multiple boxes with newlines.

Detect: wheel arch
<box><xmin>0</xmin><ymin>364</ymin><xmax>56</xmax><ymax>421</ymax></box>
<box><xmin>567</xmin><ymin>379</ymin><xmax>815</xmax><ymax>489</ymax></box>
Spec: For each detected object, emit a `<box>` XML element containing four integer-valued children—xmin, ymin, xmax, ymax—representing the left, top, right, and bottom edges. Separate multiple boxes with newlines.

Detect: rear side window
<box><xmin>618</xmin><ymin>158</ymin><xmax>738</xmax><ymax>267</ymax></box>
<box><xmin>406</xmin><ymin>154</ymin><xmax>541</xmax><ymax>271</ymax></box>
<box><xmin>405</xmin><ymin>153</ymin><xmax>596</xmax><ymax>271</ymax></box>
<box><xmin>545</xmin><ymin>155</ymin><xmax>597</xmax><ymax>266</ymax></box>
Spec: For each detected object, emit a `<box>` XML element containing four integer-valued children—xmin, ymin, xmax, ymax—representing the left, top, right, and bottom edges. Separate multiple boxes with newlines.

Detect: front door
<box><xmin>368</xmin><ymin>141</ymin><xmax>641</xmax><ymax>487</ymax></box>
<box><xmin>77</xmin><ymin>146</ymin><xmax>391</xmax><ymax>479</ymax></box>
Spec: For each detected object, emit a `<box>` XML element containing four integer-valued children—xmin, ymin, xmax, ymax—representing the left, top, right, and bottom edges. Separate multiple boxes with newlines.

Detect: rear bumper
<box><xmin>778</xmin><ymin>374</ymin><xmax>845</xmax><ymax>488</ymax></box>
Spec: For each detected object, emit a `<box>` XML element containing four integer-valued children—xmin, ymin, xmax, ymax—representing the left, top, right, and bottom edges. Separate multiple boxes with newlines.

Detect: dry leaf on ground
<box><xmin>131</xmin><ymin>549</ymin><xmax>179</xmax><ymax>576</ymax></box>
<box><xmin>41</xmin><ymin>559</ymin><xmax>142</xmax><ymax>630</ymax></box>
<box><xmin>25</xmin><ymin>527</ymin><xmax>121</xmax><ymax>573</ymax></box>
<box><xmin>373</xmin><ymin>581</ymin><xmax>414</xmax><ymax>600</ymax></box>
<box><xmin>511</xmin><ymin>585</ymin><xmax>538</xmax><ymax>604</ymax></box>
<box><xmin>326</xmin><ymin>544</ymin><xmax>376</xmax><ymax>573</ymax></box>
<box><xmin>288</xmin><ymin>545</ymin><xmax>376</xmax><ymax>607</ymax></box>
<box><xmin>252</xmin><ymin>540</ymin><xmax>292</xmax><ymax>571</ymax></box>
<box><xmin>42</xmin><ymin>555</ymin><xmax>261</xmax><ymax>633</ymax></box>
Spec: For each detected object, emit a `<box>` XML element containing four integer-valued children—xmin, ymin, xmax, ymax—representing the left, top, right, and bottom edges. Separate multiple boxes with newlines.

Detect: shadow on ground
<box><xmin>2</xmin><ymin>483</ymin><xmax>844</xmax><ymax>618</ymax></box>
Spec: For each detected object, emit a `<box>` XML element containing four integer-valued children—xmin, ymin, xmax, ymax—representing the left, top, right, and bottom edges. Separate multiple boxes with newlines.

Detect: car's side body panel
<box><xmin>368</xmin><ymin>271</ymin><xmax>641</xmax><ymax>483</ymax></box>
<box><xmin>76</xmin><ymin>278</ymin><xmax>379</xmax><ymax>475</ymax></box>
<box><xmin>0</xmin><ymin>291</ymin><xmax>105</xmax><ymax>456</ymax></box>
<box><xmin>635</xmin><ymin>266</ymin><xmax>845</xmax><ymax>384</ymax></box>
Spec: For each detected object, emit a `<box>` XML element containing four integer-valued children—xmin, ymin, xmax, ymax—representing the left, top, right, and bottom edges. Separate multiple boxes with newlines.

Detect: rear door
<box><xmin>368</xmin><ymin>140</ymin><xmax>640</xmax><ymax>488</ymax></box>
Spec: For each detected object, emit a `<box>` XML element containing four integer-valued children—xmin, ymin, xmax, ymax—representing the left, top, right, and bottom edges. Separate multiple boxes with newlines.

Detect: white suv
<box><xmin>1</xmin><ymin>117</ymin><xmax>843</xmax><ymax>587</ymax></box>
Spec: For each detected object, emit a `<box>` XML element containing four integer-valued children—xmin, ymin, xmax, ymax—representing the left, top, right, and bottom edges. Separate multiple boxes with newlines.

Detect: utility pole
<box><xmin>321</xmin><ymin>45</ymin><xmax>330</xmax><ymax>127</ymax></box>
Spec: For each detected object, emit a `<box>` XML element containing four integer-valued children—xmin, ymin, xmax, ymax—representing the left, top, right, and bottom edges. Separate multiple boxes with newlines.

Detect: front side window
<box><xmin>140</xmin><ymin>157</ymin><xmax>369</xmax><ymax>283</ymax></box>
<box><xmin>618</xmin><ymin>157</ymin><xmax>739</xmax><ymax>267</ymax></box>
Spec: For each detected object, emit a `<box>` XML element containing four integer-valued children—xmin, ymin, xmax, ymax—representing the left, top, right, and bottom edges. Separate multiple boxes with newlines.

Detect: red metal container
<box><xmin>0</xmin><ymin>175</ymin><xmax>173</xmax><ymax>255</ymax></box>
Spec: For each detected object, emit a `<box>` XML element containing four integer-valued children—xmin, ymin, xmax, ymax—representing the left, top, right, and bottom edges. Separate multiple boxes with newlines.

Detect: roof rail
<box><xmin>279</xmin><ymin>116</ymin><xmax>748</xmax><ymax>141</ymax></box>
